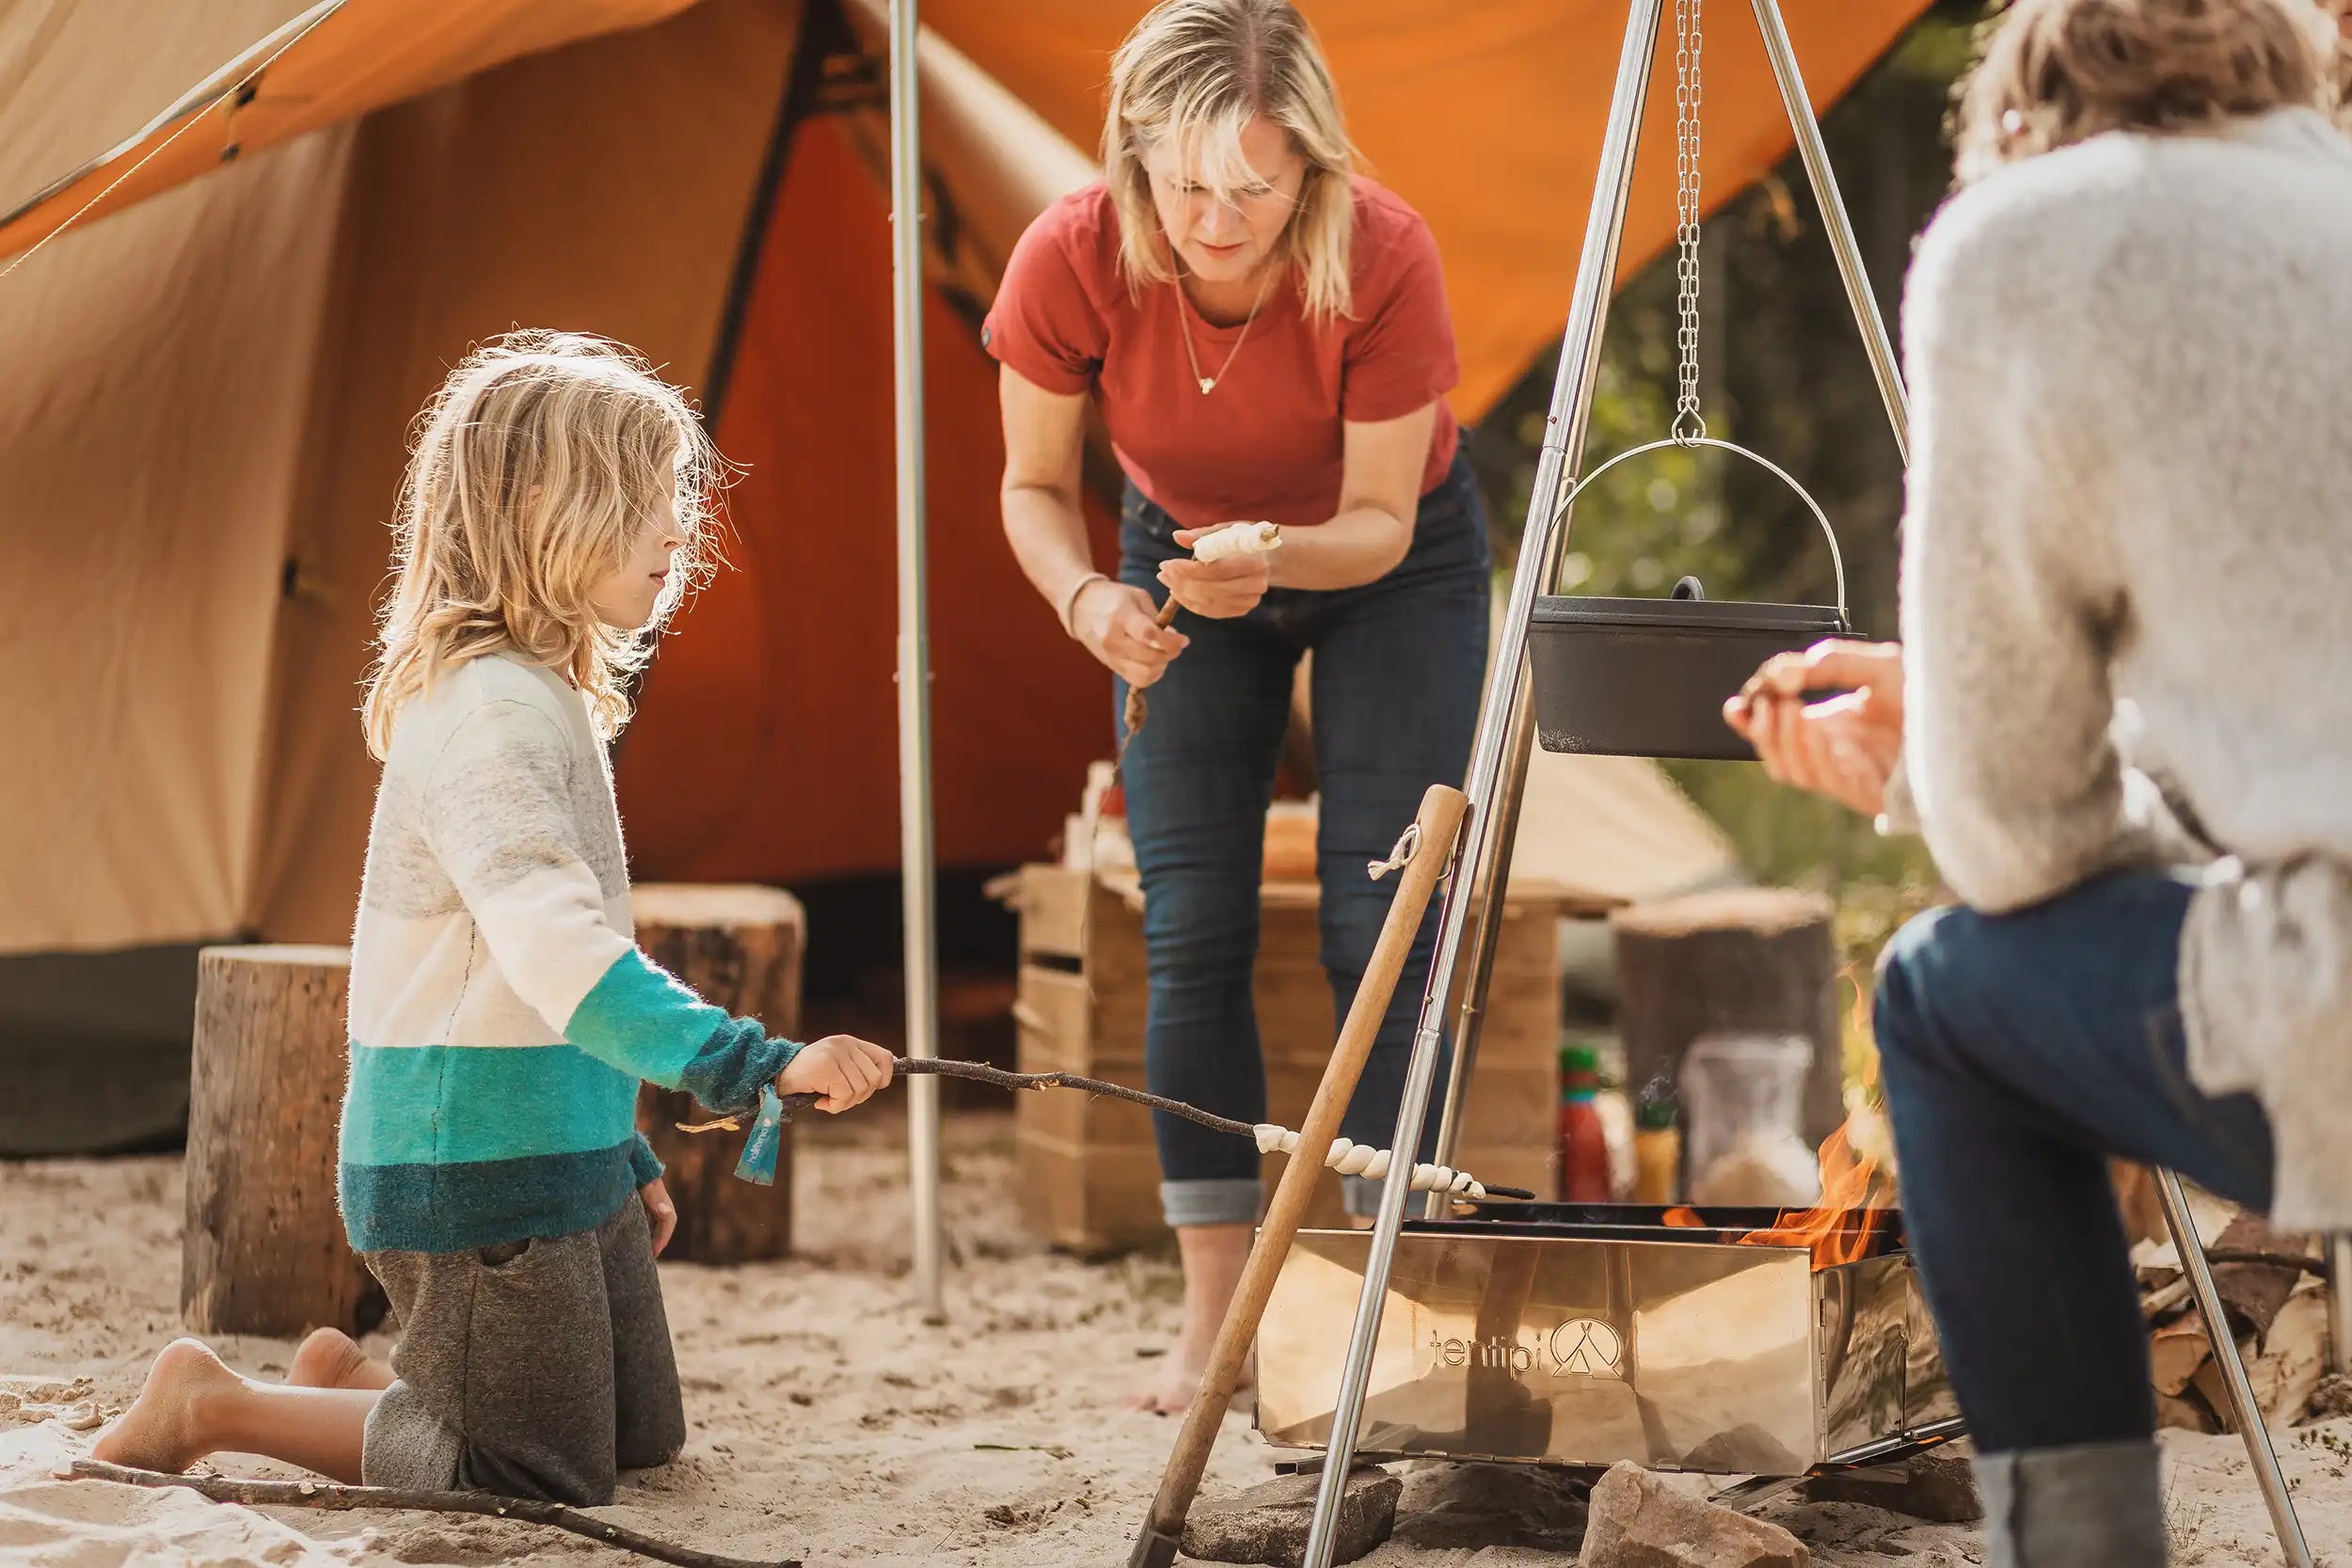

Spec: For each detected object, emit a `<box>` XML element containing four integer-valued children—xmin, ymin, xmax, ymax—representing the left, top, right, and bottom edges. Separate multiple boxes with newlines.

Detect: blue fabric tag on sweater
<box><xmin>735</xmin><ymin>1085</ymin><xmax>786</xmax><ymax>1186</ymax></box>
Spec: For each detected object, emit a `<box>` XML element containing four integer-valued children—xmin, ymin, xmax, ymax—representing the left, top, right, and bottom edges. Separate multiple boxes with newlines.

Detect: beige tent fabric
<box><xmin>246</xmin><ymin>0</ymin><xmax>801</xmax><ymax>944</ymax></box>
<box><xmin>0</xmin><ymin>0</ymin><xmax>703</xmax><ymax>260</ymax></box>
<box><xmin>0</xmin><ymin>3</ymin><xmax>356</xmax><ymax>952</ymax></box>
<box><xmin>0</xmin><ymin>0</ymin><xmax>793</xmax><ymax>954</ymax></box>
<box><xmin>0</xmin><ymin>0</ymin><xmax>316</xmax><ymax>214</ymax></box>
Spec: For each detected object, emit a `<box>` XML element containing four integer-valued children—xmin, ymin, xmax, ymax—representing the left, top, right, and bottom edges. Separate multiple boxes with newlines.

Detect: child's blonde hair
<box><xmin>361</xmin><ymin>332</ymin><xmax>724</xmax><ymax>760</ymax></box>
<box><xmin>1952</xmin><ymin>0</ymin><xmax>2340</xmax><ymax>183</ymax></box>
<box><xmin>1104</xmin><ymin>0</ymin><xmax>1359</xmax><ymax>323</ymax></box>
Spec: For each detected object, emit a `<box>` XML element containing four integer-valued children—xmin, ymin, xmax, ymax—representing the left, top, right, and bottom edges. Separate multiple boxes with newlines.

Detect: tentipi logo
<box><xmin>1547</xmin><ymin>1318</ymin><xmax>1624</xmax><ymax>1378</ymax></box>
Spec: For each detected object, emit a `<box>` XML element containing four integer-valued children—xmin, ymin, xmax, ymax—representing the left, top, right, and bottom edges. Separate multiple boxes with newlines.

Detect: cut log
<box><xmin>2112</xmin><ymin>1161</ymin><xmax>2169</xmax><ymax>1248</ymax></box>
<box><xmin>2210</xmin><ymin>1212</ymin><xmax>2310</xmax><ymax>1343</ymax></box>
<box><xmin>630</xmin><ymin>884</ymin><xmax>805</xmax><ymax>1265</ymax></box>
<box><xmin>1611</xmin><ymin>888</ymin><xmax>1841</xmax><ymax>1147</ymax></box>
<box><xmin>183</xmin><ymin>946</ymin><xmax>380</xmax><ymax>1338</ymax></box>
<box><xmin>2151</xmin><ymin>1313</ymin><xmax>2215</xmax><ymax>1397</ymax></box>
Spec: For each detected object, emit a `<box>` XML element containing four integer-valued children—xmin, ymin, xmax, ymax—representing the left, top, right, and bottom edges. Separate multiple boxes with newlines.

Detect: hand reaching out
<box><xmin>777</xmin><ymin>1034</ymin><xmax>898</xmax><ymax>1114</ymax></box>
<box><xmin>1723</xmin><ymin>639</ymin><xmax>1906</xmax><ymax>817</ymax></box>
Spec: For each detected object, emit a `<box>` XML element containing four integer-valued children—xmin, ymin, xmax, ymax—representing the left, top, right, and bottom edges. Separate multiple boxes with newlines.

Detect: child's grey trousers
<box><xmin>358</xmin><ymin>1191</ymin><xmax>685</xmax><ymax>1505</ymax></box>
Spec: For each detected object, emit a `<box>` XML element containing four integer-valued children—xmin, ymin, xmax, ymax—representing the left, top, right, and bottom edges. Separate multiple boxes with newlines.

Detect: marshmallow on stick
<box><xmin>1152</xmin><ymin>520</ymin><xmax>1282</xmax><ymax>627</ymax></box>
<box><xmin>1117</xmin><ymin>521</ymin><xmax>1285</xmax><ymax>782</ymax></box>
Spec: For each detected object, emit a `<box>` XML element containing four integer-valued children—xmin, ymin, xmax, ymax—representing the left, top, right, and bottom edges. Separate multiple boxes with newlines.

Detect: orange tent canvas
<box><xmin>0</xmin><ymin>0</ymin><xmax>1930</xmax><ymax>958</ymax></box>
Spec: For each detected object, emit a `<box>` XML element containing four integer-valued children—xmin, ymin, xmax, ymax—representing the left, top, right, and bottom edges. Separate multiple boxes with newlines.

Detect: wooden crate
<box><xmin>999</xmin><ymin>863</ymin><xmax>1590</xmax><ymax>1255</ymax></box>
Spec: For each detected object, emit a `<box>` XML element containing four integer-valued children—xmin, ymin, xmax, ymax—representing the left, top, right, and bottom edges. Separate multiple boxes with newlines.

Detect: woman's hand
<box><xmin>1160</xmin><ymin>525</ymin><xmax>1273</xmax><ymax>618</ymax></box>
<box><xmin>1072</xmin><ymin>578</ymin><xmax>1188</xmax><ymax>689</ymax></box>
<box><xmin>1723</xmin><ymin>639</ymin><xmax>1906</xmax><ymax>817</ymax></box>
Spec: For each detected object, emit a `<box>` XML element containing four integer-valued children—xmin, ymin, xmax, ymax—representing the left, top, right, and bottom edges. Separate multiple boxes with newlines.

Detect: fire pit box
<box><xmin>1255</xmin><ymin>1204</ymin><xmax>1953</xmax><ymax>1477</ymax></box>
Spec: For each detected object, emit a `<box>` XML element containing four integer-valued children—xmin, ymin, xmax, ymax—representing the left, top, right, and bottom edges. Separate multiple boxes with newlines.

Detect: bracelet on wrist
<box><xmin>1057</xmin><ymin>571</ymin><xmax>1108</xmax><ymax>638</ymax></box>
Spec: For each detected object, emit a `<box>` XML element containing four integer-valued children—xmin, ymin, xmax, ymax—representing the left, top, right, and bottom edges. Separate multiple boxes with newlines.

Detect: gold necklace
<box><xmin>1176</xmin><ymin>265</ymin><xmax>1277</xmax><ymax>395</ymax></box>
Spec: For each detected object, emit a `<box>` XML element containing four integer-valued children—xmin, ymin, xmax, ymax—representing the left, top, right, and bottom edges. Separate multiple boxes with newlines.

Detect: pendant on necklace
<box><xmin>1198</xmin><ymin>377</ymin><xmax>1216</xmax><ymax>395</ymax></box>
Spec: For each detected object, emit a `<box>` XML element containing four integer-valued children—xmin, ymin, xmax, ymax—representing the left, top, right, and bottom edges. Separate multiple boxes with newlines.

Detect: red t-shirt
<box><xmin>983</xmin><ymin>178</ymin><xmax>1461</xmax><ymax>532</ymax></box>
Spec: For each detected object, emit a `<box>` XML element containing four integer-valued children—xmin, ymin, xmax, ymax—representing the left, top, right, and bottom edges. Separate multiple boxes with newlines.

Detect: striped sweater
<box><xmin>340</xmin><ymin>651</ymin><xmax>799</xmax><ymax>1255</ymax></box>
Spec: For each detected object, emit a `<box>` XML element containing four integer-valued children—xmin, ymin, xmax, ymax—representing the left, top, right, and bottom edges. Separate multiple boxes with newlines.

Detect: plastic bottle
<box><xmin>1679</xmin><ymin>1033</ymin><xmax>1820</xmax><ymax>1208</ymax></box>
<box><xmin>1556</xmin><ymin>1043</ymin><xmax>1612</xmax><ymax>1203</ymax></box>
<box><xmin>1633</xmin><ymin>1074</ymin><xmax>1681</xmax><ymax>1205</ymax></box>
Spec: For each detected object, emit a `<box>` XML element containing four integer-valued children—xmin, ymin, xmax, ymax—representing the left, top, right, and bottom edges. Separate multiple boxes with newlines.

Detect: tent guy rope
<box><xmin>675</xmin><ymin>1054</ymin><xmax>1534</xmax><ymax>1202</ymax></box>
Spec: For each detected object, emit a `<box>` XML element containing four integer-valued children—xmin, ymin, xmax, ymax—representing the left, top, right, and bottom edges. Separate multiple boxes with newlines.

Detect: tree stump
<box><xmin>183</xmin><ymin>945</ymin><xmax>381</xmax><ymax>1338</ymax></box>
<box><xmin>631</xmin><ymin>884</ymin><xmax>805</xmax><ymax>1264</ymax></box>
<box><xmin>1610</xmin><ymin>888</ymin><xmax>1842</xmax><ymax>1155</ymax></box>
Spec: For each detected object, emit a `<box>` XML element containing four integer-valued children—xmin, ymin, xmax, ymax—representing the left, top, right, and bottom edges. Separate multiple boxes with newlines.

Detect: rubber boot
<box><xmin>1974</xmin><ymin>1438</ymin><xmax>2167</xmax><ymax>1568</ymax></box>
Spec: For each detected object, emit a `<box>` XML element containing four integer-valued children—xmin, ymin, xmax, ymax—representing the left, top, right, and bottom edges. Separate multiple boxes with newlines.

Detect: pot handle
<box><xmin>1553</xmin><ymin>436</ymin><xmax>1849</xmax><ymax>626</ymax></box>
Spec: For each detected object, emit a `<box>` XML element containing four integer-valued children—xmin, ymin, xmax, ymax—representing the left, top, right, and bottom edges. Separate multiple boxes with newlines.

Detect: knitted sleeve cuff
<box><xmin>628</xmin><ymin>1132</ymin><xmax>665</xmax><ymax>1188</ymax></box>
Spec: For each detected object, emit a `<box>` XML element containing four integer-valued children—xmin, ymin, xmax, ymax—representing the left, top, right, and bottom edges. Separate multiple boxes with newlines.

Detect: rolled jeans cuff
<box><xmin>1160</xmin><ymin>1178</ymin><xmax>1263</xmax><ymax>1229</ymax></box>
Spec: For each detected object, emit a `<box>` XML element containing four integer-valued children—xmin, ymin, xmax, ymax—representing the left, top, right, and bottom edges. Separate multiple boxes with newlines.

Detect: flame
<box><xmin>1661</xmin><ymin>1206</ymin><xmax>1706</xmax><ymax>1228</ymax></box>
<box><xmin>1735</xmin><ymin>1122</ymin><xmax>1893</xmax><ymax>1269</ymax></box>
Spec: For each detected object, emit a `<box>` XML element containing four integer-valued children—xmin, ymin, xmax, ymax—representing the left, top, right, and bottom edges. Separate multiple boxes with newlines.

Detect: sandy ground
<box><xmin>3</xmin><ymin>1115</ymin><xmax>2348</xmax><ymax>1567</ymax></box>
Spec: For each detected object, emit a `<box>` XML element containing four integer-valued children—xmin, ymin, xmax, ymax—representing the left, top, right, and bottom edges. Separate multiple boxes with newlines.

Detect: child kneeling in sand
<box><xmin>94</xmin><ymin>332</ymin><xmax>894</xmax><ymax>1504</ymax></box>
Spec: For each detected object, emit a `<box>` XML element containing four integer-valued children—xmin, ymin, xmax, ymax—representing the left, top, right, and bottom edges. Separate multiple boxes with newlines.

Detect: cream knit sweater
<box><xmin>1894</xmin><ymin>108</ymin><xmax>2352</xmax><ymax>1228</ymax></box>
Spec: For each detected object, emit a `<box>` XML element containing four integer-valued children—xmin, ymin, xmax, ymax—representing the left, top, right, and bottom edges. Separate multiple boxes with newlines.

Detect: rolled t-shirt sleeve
<box><xmin>1341</xmin><ymin>216</ymin><xmax>1459</xmax><ymax>423</ymax></box>
<box><xmin>983</xmin><ymin>199</ymin><xmax>1106</xmax><ymax>396</ymax></box>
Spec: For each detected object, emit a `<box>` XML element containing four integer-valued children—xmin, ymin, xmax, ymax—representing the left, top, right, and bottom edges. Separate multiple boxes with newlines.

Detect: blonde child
<box><xmin>91</xmin><ymin>332</ymin><xmax>894</xmax><ymax>1503</ymax></box>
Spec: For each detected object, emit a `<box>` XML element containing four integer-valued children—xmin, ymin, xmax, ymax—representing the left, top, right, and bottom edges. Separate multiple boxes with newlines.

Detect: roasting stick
<box><xmin>1114</xmin><ymin>521</ymin><xmax>1282</xmax><ymax>782</ymax></box>
<box><xmin>677</xmin><ymin>1051</ymin><xmax>1529</xmax><ymax>1202</ymax></box>
<box><xmin>1130</xmin><ymin>784</ymin><xmax>1470</xmax><ymax>1568</ymax></box>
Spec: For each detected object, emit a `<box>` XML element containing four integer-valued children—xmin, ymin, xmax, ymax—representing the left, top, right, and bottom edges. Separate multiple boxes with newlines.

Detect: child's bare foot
<box><xmin>90</xmin><ymin>1338</ymin><xmax>238</xmax><ymax>1472</ymax></box>
<box><xmin>287</xmin><ymin>1328</ymin><xmax>394</xmax><ymax>1391</ymax></box>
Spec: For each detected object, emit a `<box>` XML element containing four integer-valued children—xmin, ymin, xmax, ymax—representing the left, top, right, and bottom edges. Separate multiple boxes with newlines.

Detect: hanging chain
<box><xmin>1672</xmin><ymin>0</ymin><xmax>1706</xmax><ymax>445</ymax></box>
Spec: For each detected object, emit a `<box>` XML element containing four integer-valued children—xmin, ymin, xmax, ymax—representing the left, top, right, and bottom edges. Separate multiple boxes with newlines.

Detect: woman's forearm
<box><xmin>1263</xmin><ymin>503</ymin><xmax>1411</xmax><ymax>592</ymax></box>
<box><xmin>1002</xmin><ymin>482</ymin><xmax>1101</xmax><ymax>622</ymax></box>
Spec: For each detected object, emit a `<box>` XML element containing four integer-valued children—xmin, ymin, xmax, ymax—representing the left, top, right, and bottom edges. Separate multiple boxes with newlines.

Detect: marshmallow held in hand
<box><xmin>1189</xmin><ymin>522</ymin><xmax>1281</xmax><ymax>564</ymax></box>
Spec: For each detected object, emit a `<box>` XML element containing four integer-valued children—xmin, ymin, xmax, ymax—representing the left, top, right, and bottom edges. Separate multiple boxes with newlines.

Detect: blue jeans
<box><xmin>1873</xmin><ymin>869</ymin><xmax>2276</xmax><ymax>1454</ymax></box>
<box><xmin>1117</xmin><ymin>450</ymin><xmax>1491</xmax><ymax>1227</ymax></box>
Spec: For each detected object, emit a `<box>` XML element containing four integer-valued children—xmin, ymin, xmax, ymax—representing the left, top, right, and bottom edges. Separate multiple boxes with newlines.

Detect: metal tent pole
<box><xmin>888</xmin><ymin>0</ymin><xmax>946</xmax><ymax>1323</ymax></box>
<box><xmin>2157</xmin><ymin>1170</ymin><xmax>2312</xmax><ymax>1567</ymax></box>
<box><xmin>1296</xmin><ymin>2</ymin><xmax>1669</xmax><ymax>1560</ymax></box>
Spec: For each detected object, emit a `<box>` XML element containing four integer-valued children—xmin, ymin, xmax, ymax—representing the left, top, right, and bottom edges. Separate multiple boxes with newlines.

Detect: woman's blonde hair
<box><xmin>1103</xmin><ymin>0</ymin><xmax>1358</xmax><ymax>322</ymax></box>
<box><xmin>1953</xmin><ymin>0</ymin><xmax>2340</xmax><ymax>182</ymax></box>
<box><xmin>360</xmin><ymin>331</ymin><xmax>724</xmax><ymax>760</ymax></box>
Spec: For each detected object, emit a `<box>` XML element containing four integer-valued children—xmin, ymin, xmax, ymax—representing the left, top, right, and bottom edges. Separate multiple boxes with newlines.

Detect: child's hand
<box><xmin>778</xmin><ymin>1035</ymin><xmax>897</xmax><ymax>1113</ymax></box>
<box><xmin>640</xmin><ymin>1177</ymin><xmax>677</xmax><ymax>1256</ymax></box>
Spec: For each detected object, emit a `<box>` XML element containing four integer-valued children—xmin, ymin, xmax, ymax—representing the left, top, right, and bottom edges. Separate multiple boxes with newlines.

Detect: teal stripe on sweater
<box><xmin>564</xmin><ymin>946</ymin><xmax>729</xmax><ymax>1086</ymax></box>
<box><xmin>341</xmin><ymin>1143</ymin><xmax>643</xmax><ymax>1255</ymax></box>
<box><xmin>342</xmin><ymin>1043</ymin><xmax>641</xmax><ymax>1165</ymax></box>
<box><xmin>565</xmin><ymin>948</ymin><xmax>800</xmax><ymax>1114</ymax></box>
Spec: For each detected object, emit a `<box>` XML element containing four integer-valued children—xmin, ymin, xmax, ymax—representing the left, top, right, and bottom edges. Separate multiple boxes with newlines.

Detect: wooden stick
<box><xmin>64</xmin><ymin>1460</ymin><xmax>794</xmax><ymax>1568</ymax></box>
<box><xmin>1129</xmin><ymin>784</ymin><xmax>1470</xmax><ymax>1568</ymax></box>
<box><xmin>679</xmin><ymin>1057</ymin><xmax>1535</xmax><ymax>1201</ymax></box>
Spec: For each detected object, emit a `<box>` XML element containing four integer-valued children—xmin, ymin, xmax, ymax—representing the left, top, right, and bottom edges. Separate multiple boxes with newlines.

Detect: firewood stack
<box><xmin>2119</xmin><ymin>1167</ymin><xmax>2346</xmax><ymax>1432</ymax></box>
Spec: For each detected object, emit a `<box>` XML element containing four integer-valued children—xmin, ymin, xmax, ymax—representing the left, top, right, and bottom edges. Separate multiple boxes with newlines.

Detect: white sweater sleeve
<box><xmin>419</xmin><ymin>701</ymin><xmax>635</xmax><ymax>1036</ymax></box>
<box><xmin>1896</xmin><ymin>202</ymin><xmax>2137</xmax><ymax>914</ymax></box>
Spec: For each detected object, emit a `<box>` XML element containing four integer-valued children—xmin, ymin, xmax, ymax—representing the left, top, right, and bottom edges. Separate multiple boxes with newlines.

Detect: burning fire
<box><xmin>1735</xmin><ymin>976</ymin><xmax>1899</xmax><ymax>1269</ymax></box>
<box><xmin>1734</xmin><ymin>1121</ymin><xmax>1894</xmax><ymax>1269</ymax></box>
<box><xmin>1660</xmin><ymin>1207</ymin><xmax>1705</xmax><ymax>1228</ymax></box>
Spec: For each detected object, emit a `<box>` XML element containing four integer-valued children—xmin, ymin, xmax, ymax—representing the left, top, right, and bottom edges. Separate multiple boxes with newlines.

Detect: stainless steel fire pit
<box><xmin>1256</xmin><ymin>1203</ymin><xmax>1954</xmax><ymax>1477</ymax></box>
